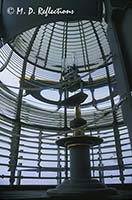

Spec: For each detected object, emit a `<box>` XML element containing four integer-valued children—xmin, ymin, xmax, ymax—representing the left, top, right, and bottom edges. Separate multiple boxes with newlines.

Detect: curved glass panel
<box><xmin>0</xmin><ymin>17</ymin><xmax>132</xmax><ymax>186</ymax></box>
